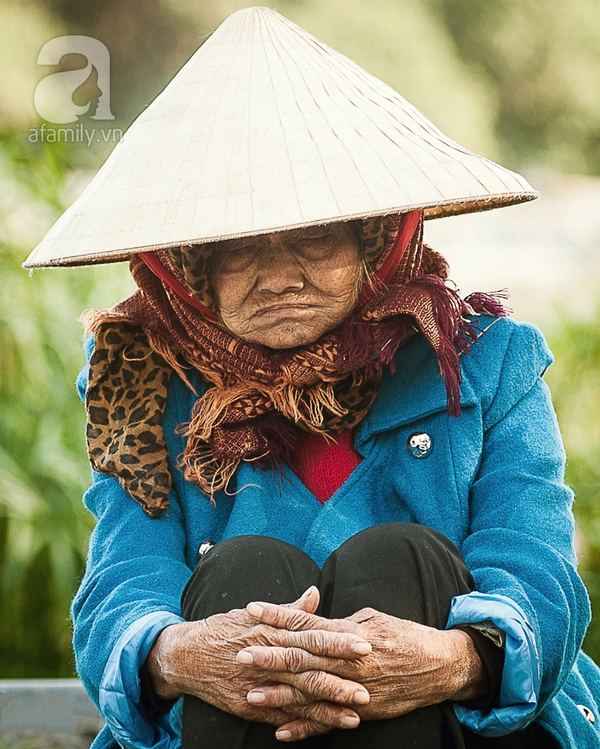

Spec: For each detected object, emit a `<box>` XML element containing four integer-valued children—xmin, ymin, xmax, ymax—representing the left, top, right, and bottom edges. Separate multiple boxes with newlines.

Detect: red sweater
<box><xmin>290</xmin><ymin>428</ymin><xmax>362</xmax><ymax>503</ymax></box>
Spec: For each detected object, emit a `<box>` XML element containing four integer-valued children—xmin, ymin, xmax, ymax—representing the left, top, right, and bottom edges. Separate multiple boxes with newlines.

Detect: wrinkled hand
<box><xmin>146</xmin><ymin>587</ymin><xmax>372</xmax><ymax>737</ymax></box>
<box><xmin>241</xmin><ymin>593</ymin><xmax>486</xmax><ymax>741</ymax></box>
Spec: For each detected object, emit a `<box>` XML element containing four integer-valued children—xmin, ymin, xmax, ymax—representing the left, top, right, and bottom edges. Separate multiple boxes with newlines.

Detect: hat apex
<box><xmin>24</xmin><ymin>6</ymin><xmax>537</xmax><ymax>268</ymax></box>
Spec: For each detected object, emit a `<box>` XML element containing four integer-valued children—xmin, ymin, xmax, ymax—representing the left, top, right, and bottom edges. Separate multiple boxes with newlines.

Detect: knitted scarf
<box><xmin>83</xmin><ymin>212</ymin><xmax>506</xmax><ymax>516</ymax></box>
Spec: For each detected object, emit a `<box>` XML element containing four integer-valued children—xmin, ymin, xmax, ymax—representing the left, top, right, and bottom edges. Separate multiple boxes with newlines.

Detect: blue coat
<box><xmin>72</xmin><ymin>316</ymin><xmax>600</xmax><ymax>748</ymax></box>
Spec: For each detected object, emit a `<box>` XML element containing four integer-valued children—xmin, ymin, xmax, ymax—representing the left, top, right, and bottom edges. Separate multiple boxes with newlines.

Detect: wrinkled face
<box><xmin>209</xmin><ymin>222</ymin><xmax>363</xmax><ymax>349</ymax></box>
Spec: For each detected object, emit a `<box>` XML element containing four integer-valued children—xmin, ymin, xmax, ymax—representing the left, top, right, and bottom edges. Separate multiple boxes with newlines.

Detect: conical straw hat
<box><xmin>24</xmin><ymin>7</ymin><xmax>537</xmax><ymax>269</ymax></box>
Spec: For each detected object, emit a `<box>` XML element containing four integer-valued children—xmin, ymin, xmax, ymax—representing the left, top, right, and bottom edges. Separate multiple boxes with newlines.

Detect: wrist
<box><xmin>145</xmin><ymin>622</ymin><xmax>191</xmax><ymax>701</ymax></box>
<box><xmin>444</xmin><ymin>629</ymin><xmax>489</xmax><ymax>703</ymax></box>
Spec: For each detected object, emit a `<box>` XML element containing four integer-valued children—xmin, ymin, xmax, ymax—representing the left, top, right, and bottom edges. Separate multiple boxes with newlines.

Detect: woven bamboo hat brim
<box><xmin>24</xmin><ymin>6</ymin><xmax>538</xmax><ymax>269</ymax></box>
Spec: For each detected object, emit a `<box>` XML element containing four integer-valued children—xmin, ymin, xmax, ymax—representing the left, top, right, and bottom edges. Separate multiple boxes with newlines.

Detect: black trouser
<box><xmin>180</xmin><ymin>523</ymin><xmax>555</xmax><ymax>749</ymax></box>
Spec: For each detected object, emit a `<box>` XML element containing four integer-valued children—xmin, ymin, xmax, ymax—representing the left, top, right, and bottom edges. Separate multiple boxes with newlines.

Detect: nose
<box><xmin>255</xmin><ymin>239</ymin><xmax>305</xmax><ymax>295</ymax></box>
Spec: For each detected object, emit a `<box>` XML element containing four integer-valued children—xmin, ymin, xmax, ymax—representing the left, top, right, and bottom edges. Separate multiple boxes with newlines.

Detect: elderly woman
<box><xmin>24</xmin><ymin>7</ymin><xmax>600</xmax><ymax>749</ymax></box>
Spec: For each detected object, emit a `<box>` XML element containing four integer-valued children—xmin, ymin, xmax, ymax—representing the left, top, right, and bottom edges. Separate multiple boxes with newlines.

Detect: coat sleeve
<box><xmin>448</xmin><ymin>321</ymin><xmax>591</xmax><ymax>735</ymax></box>
<box><xmin>71</xmin><ymin>340</ymin><xmax>191</xmax><ymax>749</ymax></box>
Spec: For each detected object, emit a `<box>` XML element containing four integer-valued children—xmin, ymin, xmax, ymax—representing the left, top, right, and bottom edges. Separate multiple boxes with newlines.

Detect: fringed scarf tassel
<box><xmin>343</xmin><ymin>276</ymin><xmax>510</xmax><ymax>418</ymax></box>
<box><xmin>177</xmin><ymin>376</ymin><xmax>350</xmax><ymax>499</ymax></box>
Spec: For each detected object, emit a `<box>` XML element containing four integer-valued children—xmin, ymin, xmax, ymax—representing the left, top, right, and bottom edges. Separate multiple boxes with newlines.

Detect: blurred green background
<box><xmin>1</xmin><ymin>0</ymin><xmax>599</xmax><ymax>677</ymax></box>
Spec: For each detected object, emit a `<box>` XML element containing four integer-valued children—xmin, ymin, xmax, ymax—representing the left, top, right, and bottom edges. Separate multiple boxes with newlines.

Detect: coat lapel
<box><xmin>356</xmin><ymin>333</ymin><xmax>478</xmax><ymax>449</ymax></box>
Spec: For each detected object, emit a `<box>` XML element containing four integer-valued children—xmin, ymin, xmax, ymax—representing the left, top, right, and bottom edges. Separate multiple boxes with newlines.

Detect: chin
<box><xmin>262</xmin><ymin>333</ymin><xmax>320</xmax><ymax>350</ymax></box>
<box><xmin>255</xmin><ymin>322</ymin><xmax>330</xmax><ymax>350</ymax></box>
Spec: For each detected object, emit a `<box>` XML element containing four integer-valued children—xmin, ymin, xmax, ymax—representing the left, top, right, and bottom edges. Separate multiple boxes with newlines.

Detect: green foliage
<box><xmin>0</xmin><ymin>133</ymin><xmax>134</xmax><ymax>676</ymax></box>
<box><xmin>546</xmin><ymin>313</ymin><xmax>600</xmax><ymax>663</ymax></box>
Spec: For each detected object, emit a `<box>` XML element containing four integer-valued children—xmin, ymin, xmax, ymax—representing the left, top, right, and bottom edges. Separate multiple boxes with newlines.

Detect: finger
<box><xmin>247</xmin><ymin>683</ymin><xmax>310</xmax><ymax>708</ymax></box>
<box><xmin>248</xmin><ymin>671</ymin><xmax>369</xmax><ymax>707</ymax></box>
<box><xmin>246</xmin><ymin>600</ymin><xmax>359</xmax><ymax>636</ymax></box>
<box><xmin>282</xmin><ymin>586</ymin><xmax>320</xmax><ymax>614</ymax></box>
<box><xmin>346</xmin><ymin>607</ymin><xmax>379</xmax><ymax>624</ymax></box>
<box><xmin>290</xmin><ymin>671</ymin><xmax>370</xmax><ymax>705</ymax></box>
<box><xmin>274</xmin><ymin>628</ymin><xmax>371</xmax><ymax>658</ymax></box>
<box><xmin>247</xmin><ymin>601</ymin><xmax>324</xmax><ymax>631</ymax></box>
<box><xmin>276</xmin><ymin>704</ymin><xmax>360</xmax><ymax>741</ymax></box>
<box><xmin>237</xmin><ymin>645</ymin><xmax>349</xmax><ymax>673</ymax></box>
<box><xmin>275</xmin><ymin>719</ymin><xmax>330</xmax><ymax>742</ymax></box>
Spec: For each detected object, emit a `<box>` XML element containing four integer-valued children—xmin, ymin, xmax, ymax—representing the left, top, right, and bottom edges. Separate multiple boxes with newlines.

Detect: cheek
<box><xmin>304</xmin><ymin>254</ymin><xmax>361</xmax><ymax>302</ymax></box>
<box><xmin>211</xmin><ymin>270</ymin><xmax>253</xmax><ymax>313</ymax></box>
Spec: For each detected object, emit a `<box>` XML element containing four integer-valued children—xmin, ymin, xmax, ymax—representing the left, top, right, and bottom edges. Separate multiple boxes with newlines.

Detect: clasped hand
<box><xmin>149</xmin><ymin>587</ymin><xmax>482</xmax><ymax>742</ymax></box>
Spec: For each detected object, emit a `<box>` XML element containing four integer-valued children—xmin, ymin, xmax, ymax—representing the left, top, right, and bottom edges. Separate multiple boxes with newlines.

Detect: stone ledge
<box><xmin>0</xmin><ymin>680</ymin><xmax>103</xmax><ymax>749</ymax></box>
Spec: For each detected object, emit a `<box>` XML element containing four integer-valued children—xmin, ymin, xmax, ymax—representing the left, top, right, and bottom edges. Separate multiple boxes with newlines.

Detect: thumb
<box><xmin>284</xmin><ymin>586</ymin><xmax>320</xmax><ymax>614</ymax></box>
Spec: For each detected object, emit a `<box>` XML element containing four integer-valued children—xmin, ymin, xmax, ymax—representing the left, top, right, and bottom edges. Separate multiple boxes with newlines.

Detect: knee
<box><xmin>321</xmin><ymin>523</ymin><xmax>473</xmax><ymax>624</ymax></box>
<box><xmin>190</xmin><ymin>535</ymin><xmax>316</xmax><ymax>585</ymax></box>
<box><xmin>326</xmin><ymin>522</ymin><xmax>472</xmax><ymax>594</ymax></box>
<box><xmin>182</xmin><ymin>535</ymin><xmax>319</xmax><ymax>619</ymax></box>
<box><xmin>335</xmin><ymin>522</ymin><xmax>463</xmax><ymax>563</ymax></box>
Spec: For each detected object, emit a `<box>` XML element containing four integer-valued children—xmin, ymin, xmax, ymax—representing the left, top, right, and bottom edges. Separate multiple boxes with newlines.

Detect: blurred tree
<box><xmin>431</xmin><ymin>0</ymin><xmax>600</xmax><ymax>175</ymax></box>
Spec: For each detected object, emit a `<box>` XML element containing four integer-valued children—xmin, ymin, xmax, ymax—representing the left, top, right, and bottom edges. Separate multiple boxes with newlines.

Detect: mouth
<box><xmin>254</xmin><ymin>303</ymin><xmax>317</xmax><ymax>319</ymax></box>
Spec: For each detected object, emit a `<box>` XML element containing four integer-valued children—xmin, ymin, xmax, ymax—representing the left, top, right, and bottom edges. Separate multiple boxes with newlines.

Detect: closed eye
<box><xmin>217</xmin><ymin>245</ymin><xmax>259</xmax><ymax>272</ymax></box>
<box><xmin>295</xmin><ymin>235</ymin><xmax>333</xmax><ymax>259</ymax></box>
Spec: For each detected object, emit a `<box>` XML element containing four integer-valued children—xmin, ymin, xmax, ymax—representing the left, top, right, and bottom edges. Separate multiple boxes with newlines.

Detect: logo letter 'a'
<box><xmin>34</xmin><ymin>36</ymin><xmax>115</xmax><ymax>124</ymax></box>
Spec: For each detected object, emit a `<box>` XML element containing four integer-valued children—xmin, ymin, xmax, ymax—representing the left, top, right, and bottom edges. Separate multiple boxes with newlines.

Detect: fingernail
<box><xmin>341</xmin><ymin>715</ymin><xmax>360</xmax><ymax>728</ymax></box>
<box><xmin>236</xmin><ymin>650</ymin><xmax>253</xmax><ymax>664</ymax></box>
<box><xmin>276</xmin><ymin>730</ymin><xmax>292</xmax><ymax>741</ymax></box>
<box><xmin>247</xmin><ymin>602</ymin><xmax>264</xmax><ymax>617</ymax></box>
<box><xmin>352</xmin><ymin>641</ymin><xmax>372</xmax><ymax>655</ymax></box>
<box><xmin>247</xmin><ymin>690</ymin><xmax>265</xmax><ymax>704</ymax></box>
<box><xmin>353</xmin><ymin>690</ymin><xmax>370</xmax><ymax>704</ymax></box>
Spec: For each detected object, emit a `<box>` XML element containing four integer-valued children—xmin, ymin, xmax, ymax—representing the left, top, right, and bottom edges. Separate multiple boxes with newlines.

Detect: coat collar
<box><xmin>356</xmin><ymin>333</ymin><xmax>478</xmax><ymax>446</ymax></box>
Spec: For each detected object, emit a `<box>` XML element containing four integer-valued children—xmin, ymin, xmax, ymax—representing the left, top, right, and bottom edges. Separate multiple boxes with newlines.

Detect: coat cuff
<box><xmin>446</xmin><ymin>592</ymin><xmax>540</xmax><ymax>737</ymax></box>
<box><xmin>98</xmin><ymin>611</ymin><xmax>185</xmax><ymax>749</ymax></box>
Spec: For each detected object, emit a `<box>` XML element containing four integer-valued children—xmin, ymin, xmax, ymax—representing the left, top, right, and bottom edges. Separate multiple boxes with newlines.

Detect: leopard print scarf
<box><xmin>84</xmin><ymin>213</ymin><xmax>504</xmax><ymax>516</ymax></box>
